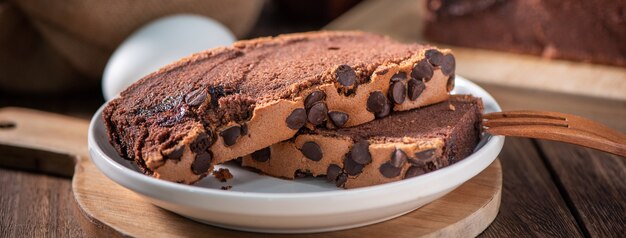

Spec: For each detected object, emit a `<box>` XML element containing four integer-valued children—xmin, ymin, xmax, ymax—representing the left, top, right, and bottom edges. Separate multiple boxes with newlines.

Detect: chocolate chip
<box><xmin>162</xmin><ymin>145</ymin><xmax>184</xmax><ymax>161</ymax></box>
<box><xmin>411</xmin><ymin>60</ymin><xmax>434</xmax><ymax>82</ymax></box>
<box><xmin>343</xmin><ymin>156</ymin><xmax>364</xmax><ymax>176</ymax></box>
<box><xmin>301</xmin><ymin>141</ymin><xmax>323</xmax><ymax>161</ymax></box>
<box><xmin>404</xmin><ymin>166</ymin><xmax>426</xmax><ymax>179</ymax></box>
<box><xmin>350</xmin><ymin>140</ymin><xmax>371</xmax><ymax>165</ymax></box>
<box><xmin>410</xmin><ymin>149</ymin><xmax>436</xmax><ymax>165</ymax></box>
<box><xmin>220</xmin><ymin>126</ymin><xmax>241</xmax><ymax>146</ymax></box>
<box><xmin>304</xmin><ymin>91</ymin><xmax>326</xmax><ymax>110</ymax></box>
<box><xmin>408</xmin><ymin>159</ymin><xmax>423</xmax><ymax>166</ymax></box>
<box><xmin>190</xmin><ymin>132</ymin><xmax>212</xmax><ymax>152</ymax></box>
<box><xmin>191</xmin><ymin>151</ymin><xmax>212</xmax><ymax>175</ymax></box>
<box><xmin>234</xmin><ymin>157</ymin><xmax>243</xmax><ymax>164</ymax></box>
<box><xmin>251</xmin><ymin>147</ymin><xmax>271</xmax><ymax>162</ymax></box>
<box><xmin>441</xmin><ymin>54</ymin><xmax>456</xmax><ymax>76</ymax></box>
<box><xmin>208</xmin><ymin>86</ymin><xmax>225</xmax><ymax>108</ymax></box>
<box><xmin>425</xmin><ymin>49</ymin><xmax>445</xmax><ymax>66</ymax></box>
<box><xmin>389</xmin><ymin>81</ymin><xmax>406</xmax><ymax>104</ymax></box>
<box><xmin>295</xmin><ymin>172</ymin><xmax>306</xmax><ymax>178</ymax></box>
<box><xmin>240</xmin><ymin>123</ymin><xmax>248</xmax><ymax>136</ymax></box>
<box><xmin>390</xmin><ymin>149</ymin><xmax>408</xmax><ymax>168</ymax></box>
<box><xmin>426</xmin><ymin>162</ymin><xmax>437</xmax><ymax>172</ymax></box>
<box><xmin>328</xmin><ymin>111</ymin><xmax>349</xmax><ymax>127</ymax></box>
<box><xmin>379</xmin><ymin>162</ymin><xmax>401</xmax><ymax>178</ymax></box>
<box><xmin>415</xmin><ymin>149</ymin><xmax>435</xmax><ymax>161</ymax></box>
<box><xmin>286</xmin><ymin>108</ymin><xmax>307</xmax><ymax>129</ymax></box>
<box><xmin>307</xmin><ymin>102</ymin><xmax>328</xmax><ymax>126</ymax></box>
<box><xmin>390</xmin><ymin>72</ymin><xmax>407</xmax><ymax>82</ymax></box>
<box><xmin>375</xmin><ymin>102</ymin><xmax>391</xmax><ymax>118</ymax></box>
<box><xmin>185</xmin><ymin>88</ymin><xmax>208</xmax><ymax>106</ymax></box>
<box><xmin>336</xmin><ymin>64</ymin><xmax>357</xmax><ymax>87</ymax></box>
<box><xmin>336</xmin><ymin>173</ymin><xmax>348</xmax><ymax>187</ymax></box>
<box><xmin>407</xmin><ymin>78</ymin><xmax>425</xmax><ymax>101</ymax></box>
<box><xmin>295</xmin><ymin>170</ymin><xmax>313</xmax><ymax>178</ymax></box>
<box><xmin>426</xmin><ymin>50</ymin><xmax>455</xmax><ymax>76</ymax></box>
<box><xmin>326</xmin><ymin>164</ymin><xmax>342</xmax><ymax>181</ymax></box>
<box><xmin>367</xmin><ymin>91</ymin><xmax>387</xmax><ymax>113</ymax></box>
<box><xmin>447</xmin><ymin>74</ymin><xmax>455</xmax><ymax>92</ymax></box>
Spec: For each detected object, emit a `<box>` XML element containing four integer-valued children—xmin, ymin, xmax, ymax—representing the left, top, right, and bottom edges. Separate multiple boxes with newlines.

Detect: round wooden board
<box><xmin>73</xmin><ymin>158</ymin><xmax>502</xmax><ymax>237</ymax></box>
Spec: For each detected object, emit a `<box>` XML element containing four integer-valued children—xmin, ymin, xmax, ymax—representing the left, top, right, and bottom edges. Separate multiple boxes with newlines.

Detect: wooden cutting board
<box><xmin>0</xmin><ymin>107</ymin><xmax>502</xmax><ymax>237</ymax></box>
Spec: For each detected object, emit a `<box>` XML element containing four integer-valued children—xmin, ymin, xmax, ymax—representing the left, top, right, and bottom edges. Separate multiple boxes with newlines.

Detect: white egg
<box><xmin>102</xmin><ymin>14</ymin><xmax>236</xmax><ymax>101</ymax></box>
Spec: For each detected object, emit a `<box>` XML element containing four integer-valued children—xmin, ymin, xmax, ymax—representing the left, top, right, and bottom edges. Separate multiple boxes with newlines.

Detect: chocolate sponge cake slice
<box><xmin>103</xmin><ymin>31</ymin><xmax>456</xmax><ymax>184</ymax></box>
<box><xmin>242</xmin><ymin>95</ymin><xmax>482</xmax><ymax>189</ymax></box>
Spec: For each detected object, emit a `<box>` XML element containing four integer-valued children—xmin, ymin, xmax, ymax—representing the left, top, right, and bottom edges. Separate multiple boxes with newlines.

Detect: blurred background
<box><xmin>0</xmin><ymin>0</ymin><xmax>624</xmax><ymax>124</ymax></box>
<box><xmin>0</xmin><ymin>0</ymin><xmax>362</xmax><ymax>117</ymax></box>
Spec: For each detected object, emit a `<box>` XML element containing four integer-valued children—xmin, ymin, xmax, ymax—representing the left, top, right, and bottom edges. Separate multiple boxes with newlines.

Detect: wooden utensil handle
<box><xmin>0</xmin><ymin>107</ymin><xmax>89</xmax><ymax>176</ymax></box>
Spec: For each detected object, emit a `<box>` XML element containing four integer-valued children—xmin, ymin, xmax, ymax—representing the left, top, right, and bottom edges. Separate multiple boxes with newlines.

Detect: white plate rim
<box><xmin>87</xmin><ymin>76</ymin><xmax>505</xmax><ymax>232</ymax></box>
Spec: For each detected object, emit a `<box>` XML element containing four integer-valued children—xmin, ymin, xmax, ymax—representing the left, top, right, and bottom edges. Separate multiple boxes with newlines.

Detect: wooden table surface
<box><xmin>1</xmin><ymin>1</ymin><xmax>626</xmax><ymax>237</ymax></box>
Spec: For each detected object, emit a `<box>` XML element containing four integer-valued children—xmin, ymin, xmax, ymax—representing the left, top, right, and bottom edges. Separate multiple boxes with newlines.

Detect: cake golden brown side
<box><xmin>103</xmin><ymin>31</ymin><xmax>456</xmax><ymax>183</ymax></box>
<box><xmin>242</xmin><ymin>95</ymin><xmax>483</xmax><ymax>189</ymax></box>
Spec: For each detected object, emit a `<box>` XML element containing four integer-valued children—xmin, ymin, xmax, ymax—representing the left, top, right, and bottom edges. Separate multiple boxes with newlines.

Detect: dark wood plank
<box><xmin>0</xmin><ymin>168</ymin><xmax>86</xmax><ymax>237</ymax></box>
<box><xmin>537</xmin><ymin>140</ymin><xmax>626</xmax><ymax>237</ymax></box>
<box><xmin>0</xmin><ymin>89</ymin><xmax>103</xmax><ymax>120</ymax></box>
<box><xmin>480</xmin><ymin>138</ymin><xmax>583</xmax><ymax>237</ymax></box>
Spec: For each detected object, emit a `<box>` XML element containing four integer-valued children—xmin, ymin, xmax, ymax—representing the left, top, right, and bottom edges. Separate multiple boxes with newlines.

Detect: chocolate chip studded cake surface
<box><xmin>242</xmin><ymin>95</ymin><xmax>482</xmax><ymax>189</ymax></box>
<box><xmin>103</xmin><ymin>31</ymin><xmax>456</xmax><ymax>184</ymax></box>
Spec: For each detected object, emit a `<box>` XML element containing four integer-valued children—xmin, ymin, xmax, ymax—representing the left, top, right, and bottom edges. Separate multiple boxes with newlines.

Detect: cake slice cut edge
<box><xmin>242</xmin><ymin>95</ymin><xmax>483</xmax><ymax>189</ymax></box>
<box><xmin>102</xmin><ymin>31</ymin><xmax>457</xmax><ymax>184</ymax></box>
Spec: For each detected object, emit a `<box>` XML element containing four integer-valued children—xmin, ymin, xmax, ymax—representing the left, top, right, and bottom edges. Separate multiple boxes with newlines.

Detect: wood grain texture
<box><xmin>0</xmin><ymin>107</ymin><xmax>89</xmax><ymax>159</ymax></box>
<box><xmin>0</xmin><ymin>168</ymin><xmax>86</xmax><ymax>237</ymax></box>
<box><xmin>480</xmin><ymin>138</ymin><xmax>582</xmax><ymax>237</ymax></box>
<box><xmin>325</xmin><ymin>0</ymin><xmax>626</xmax><ymax>101</ymax></box>
<box><xmin>0</xmin><ymin>107</ymin><xmax>88</xmax><ymax>176</ymax></box>
<box><xmin>0</xmin><ymin>108</ymin><xmax>89</xmax><ymax>237</ymax></box>
<box><xmin>536</xmin><ymin>140</ymin><xmax>626</xmax><ymax>237</ymax></box>
<box><xmin>73</xmin><ymin>157</ymin><xmax>501</xmax><ymax>238</ymax></box>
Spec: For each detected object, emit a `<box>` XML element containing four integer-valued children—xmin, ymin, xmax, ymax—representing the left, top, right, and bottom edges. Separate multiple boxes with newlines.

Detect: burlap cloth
<box><xmin>0</xmin><ymin>0</ymin><xmax>264</xmax><ymax>93</ymax></box>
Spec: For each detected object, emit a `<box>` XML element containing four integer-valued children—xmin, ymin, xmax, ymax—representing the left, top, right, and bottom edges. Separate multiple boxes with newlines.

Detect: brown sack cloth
<box><xmin>0</xmin><ymin>0</ymin><xmax>264</xmax><ymax>93</ymax></box>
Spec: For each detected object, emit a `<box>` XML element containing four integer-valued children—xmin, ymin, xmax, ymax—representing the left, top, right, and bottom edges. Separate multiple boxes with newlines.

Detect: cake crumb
<box><xmin>212</xmin><ymin>168</ymin><xmax>233</xmax><ymax>182</ymax></box>
<box><xmin>221</xmin><ymin>185</ymin><xmax>233</xmax><ymax>190</ymax></box>
<box><xmin>448</xmin><ymin>103</ymin><xmax>456</xmax><ymax>111</ymax></box>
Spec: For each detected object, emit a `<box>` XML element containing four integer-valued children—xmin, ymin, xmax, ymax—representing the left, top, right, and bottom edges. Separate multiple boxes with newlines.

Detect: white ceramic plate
<box><xmin>88</xmin><ymin>76</ymin><xmax>504</xmax><ymax>233</ymax></box>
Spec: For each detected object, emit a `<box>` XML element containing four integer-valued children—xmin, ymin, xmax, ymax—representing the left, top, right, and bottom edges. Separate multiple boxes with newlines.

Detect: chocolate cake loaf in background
<box><xmin>103</xmin><ymin>31</ymin><xmax>456</xmax><ymax>184</ymax></box>
<box><xmin>242</xmin><ymin>95</ymin><xmax>483</xmax><ymax>189</ymax></box>
<box><xmin>424</xmin><ymin>0</ymin><xmax>626</xmax><ymax>66</ymax></box>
